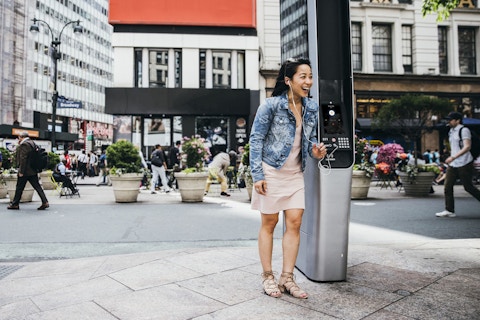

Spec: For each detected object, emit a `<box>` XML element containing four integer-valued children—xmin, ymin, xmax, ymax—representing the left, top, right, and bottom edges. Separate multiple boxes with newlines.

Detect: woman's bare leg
<box><xmin>258</xmin><ymin>213</ymin><xmax>279</xmax><ymax>272</ymax></box>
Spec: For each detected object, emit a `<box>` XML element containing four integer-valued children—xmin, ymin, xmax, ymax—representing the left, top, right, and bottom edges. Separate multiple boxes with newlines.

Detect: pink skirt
<box><xmin>251</xmin><ymin>161</ymin><xmax>305</xmax><ymax>214</ymax></box>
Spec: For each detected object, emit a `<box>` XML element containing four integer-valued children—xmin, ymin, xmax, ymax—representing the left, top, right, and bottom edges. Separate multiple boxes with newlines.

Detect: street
<box><xmin>0</xmin><ymin>182</ymin><xmax>479</xmax><ymax>261</ymax></box>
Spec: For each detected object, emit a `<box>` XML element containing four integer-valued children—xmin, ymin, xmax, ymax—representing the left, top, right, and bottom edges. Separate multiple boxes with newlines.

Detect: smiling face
<box><xmin>285</xmin><ymin>64</ymin><xmax>313</xmax><ymax>101</ymax></box>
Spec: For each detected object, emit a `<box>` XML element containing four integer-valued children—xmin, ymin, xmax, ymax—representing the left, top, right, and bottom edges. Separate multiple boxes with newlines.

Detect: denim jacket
<box><xmin>249</xmin><ymin>93</ymin><xmax>319</xmax><ymax>182</ymax></box>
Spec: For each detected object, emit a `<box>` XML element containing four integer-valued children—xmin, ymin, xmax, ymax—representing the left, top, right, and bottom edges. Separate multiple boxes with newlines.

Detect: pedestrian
<box><xmin>77</xmin><ymin>150</ymin><xmax>88</xmax><ymax>179</ymax></box>
<box><xmin>70</xmin><ymin>153</ymin><xmax>78</xmax><ymax>171</ymax></box>
<box><xmin>64</xmin><ymin>151</ymin><xmax>71</xmax><ymax>170</ymax></box>
<box><xmin>7</xmin><ymin>131</ymin><xmax>49</xmax><ymax>210</ymax></box>
<box><xmin>53</xmin><ymin>159</ymin><xmax>78</xmax><ymax>194</ymax></box>
<box><xmin>204</xmin><ymin>151</ymin><xmax>234</xmax><ymax>197</ymax></box>
<box><xmin>96</xmin><ymin>150</ymin><xmax>111</xmax><ymax>186</ymax></box>
<box><xmin>88</xmin><ymin>151</ymin><xmax>98</xmax><ymax>177</ymax></box>
<box><xmin>249</xmin><ymin>58</ymin><xmax>326</xmax><ymax>299</ymax></box>
<box><xmin>150</xmin><ymin>144</ymin><xmax>171</xmax><ymax>193</ymax></box>
<box><xmin>436</xmin><ymin>111</ymin><xmax>480</xmax><ymax>217</ymax></box>
<box><xmin>168</xmin><ymin>140</ymin><xmax>181</xmax><ymax>169</ymax></box>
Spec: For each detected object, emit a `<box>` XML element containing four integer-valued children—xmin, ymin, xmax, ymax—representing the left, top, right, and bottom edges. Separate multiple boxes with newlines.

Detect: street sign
<box><xmin>57</xmin><ymin>97</ymin><xmax>82</xmax><ymax>109</ymax></box>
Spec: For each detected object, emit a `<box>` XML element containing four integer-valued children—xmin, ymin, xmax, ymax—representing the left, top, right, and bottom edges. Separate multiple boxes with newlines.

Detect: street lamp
<box><xmin>30</xmin><ymin>18</ymin><xmax>83</xmax><ymax>150</ymax></box>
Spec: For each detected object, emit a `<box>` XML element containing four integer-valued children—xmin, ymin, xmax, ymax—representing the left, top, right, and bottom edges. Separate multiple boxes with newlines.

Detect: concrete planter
<box><xmin>39</xmin><ymin>171</ymin><xmax>55</xmax><ymax>190</ymax></box>
<box><xmin>3</xmin><ymin>175</ymin><xmax>34</xmax><ymax>203</ymax></box>
<box><xmin>398</xmin><ymin>171</ymin><xmax>435</xmax><ymax>197</ymax></box>
<box><xmin>351</xmin><ymin>170</ymin><xmax>372</xmax><ymax>200</ymax></box>
<box><xmin>110</xmin><ymin>173</ymin><xmax>143</xmax><ymax>203</ymax></box>
<box><xmin>0</xmin><ymin>183</ymin><xmax>7</xmax><ymax>199</ymax></box>
<box><xmin>174</xmin><ymin>172</ymin><xmax>208</xmax><ymax>203</ymax></box>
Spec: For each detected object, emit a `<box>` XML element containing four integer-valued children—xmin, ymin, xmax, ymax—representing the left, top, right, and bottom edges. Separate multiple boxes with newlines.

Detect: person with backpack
<box><xmin>150</xmin><ymin>144</ymin><xmax>171</xmax><ymax>194</ymax></box>
<box><xmin>435</xmin><ymin>112</ymin><xmax>480</xmax><ymax>218</ymax></box>
<box><xmin>96</xmin><ymin>149</ymin><xmax>111</xmax><ymax>186</ymax></box>
<box><xmin>7</xmin><ymin>131</ymin><xmax>49</xmax><ymax>210</ymax></box>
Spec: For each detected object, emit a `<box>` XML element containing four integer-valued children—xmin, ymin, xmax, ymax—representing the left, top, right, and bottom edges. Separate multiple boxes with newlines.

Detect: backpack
<box><xmin>459</xmin><ymin>126</ymin><xmax>480</xmax><ymax>160</ymax></box>
<box><xmin>29</xmin><ymin>142</ymin><xmax>48</xmax><ymax>172</ymax></box>
<box><xmin>98</xmin><ymin>154</ymin><xmax>106</xmax><ymax>168</ymax></box>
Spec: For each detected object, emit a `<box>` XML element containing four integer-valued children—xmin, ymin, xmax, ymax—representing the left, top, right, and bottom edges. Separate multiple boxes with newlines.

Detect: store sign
<box><xmin>458</xmin><ymin>0</ymin><xmax>475</xmax><ymax>8</ymax></box>
<box><xmin>11</xmin><ymin>128</ymin><xmax>39</xmax><ymax>138</ymax></box>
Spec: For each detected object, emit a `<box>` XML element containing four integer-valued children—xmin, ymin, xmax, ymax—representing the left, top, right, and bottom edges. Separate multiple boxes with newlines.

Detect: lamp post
<box><xmin>30</xmin><ymin>18</ymin><xmax>83</xmax><ymax>150</ymax></box>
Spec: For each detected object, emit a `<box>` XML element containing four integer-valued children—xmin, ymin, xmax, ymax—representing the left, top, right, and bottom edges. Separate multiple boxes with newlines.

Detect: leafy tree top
<box><xmin>422</xmin><ymin>0</ymin><xmax>460</xmax><ymax>21</ymax></box>
<box><xmin>373</xmin><ymin>94</ymin><xmax>452</xmax><ymax>142</ymax></box>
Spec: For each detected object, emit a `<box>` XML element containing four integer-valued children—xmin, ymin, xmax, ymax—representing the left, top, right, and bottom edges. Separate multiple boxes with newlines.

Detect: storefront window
<box><xmin>144</xmin><ymin>117</ymin><xmax>171</xmax><ymax>148</ymax></box>
<box><xmin>196</xmin><ymin>117</ymin><xmax>229</xmax><ymax>156</ymax></box>
<box><xmin>113</xmin><ymin>116</ymin><xmax>132</xmax><ymax>142</ymax></box>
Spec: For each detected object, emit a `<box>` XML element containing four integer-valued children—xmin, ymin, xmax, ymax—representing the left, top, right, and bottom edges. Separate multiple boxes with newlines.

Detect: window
<box><xmin>149</xmin><ymin>50</ymin><xmax>168</xmax><ymax>87</ymax></box>
<box><xmin>351</xmin><ymin>22</ymin><xmax>362</xmax><ymax>71</ymax></box>
<box><xmin>458</xmin><ymin>27</ymin><xmax>476</xmax><ymax>75</ymax></box>
<box><xmin>372</xmin><ymin>24</ymin><xmax>392</xmax><ymax>72</ymax></box>
<box><xmin>134</xmin><ymin>49</ymin><xmax>142</xmax><ymax>87</ymax></box>
<box><xmin>174</xmin><ymin>50</ymin><xmax>182</xmax><ymax>88</ymax></box>
<box><xmin>212</xmin><ymin>51</ymin><xmax>231</xmax><ymax>89</ymax></box>
<box><xmin>199</xmin><ymin>50</ymin><xmax>206</xmax><ymax>88</ymax></box>
<box><xmin>237</xmin><ymin>51</ymin><xmax>245</xmax><ymax>89</ymax></box>
<box><xmin>438</xmin><ymin>27</ymin><xmax>448</xmax><ymax>74</ymax></box>
<box><xmin>402</xmin><ymin>25</ymin><xmax>412</xmax><ymax>73</ymax></box>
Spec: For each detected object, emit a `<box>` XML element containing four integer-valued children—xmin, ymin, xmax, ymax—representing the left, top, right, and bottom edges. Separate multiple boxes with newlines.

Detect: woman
<box><xmin>249</xmin><ymin>58</ymin><xmax>327</xmax><ymax>299</ymax></box>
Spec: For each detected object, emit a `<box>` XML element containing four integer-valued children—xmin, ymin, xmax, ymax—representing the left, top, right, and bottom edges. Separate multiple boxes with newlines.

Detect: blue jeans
<box><xmin>444</xmin><ymin>161</ymin><xmax>480</xmax><ymax>212</ymax></box>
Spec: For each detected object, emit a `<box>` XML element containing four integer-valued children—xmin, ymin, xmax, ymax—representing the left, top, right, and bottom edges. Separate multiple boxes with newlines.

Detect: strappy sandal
<box><xmin>278</xmin><ymin>272</ymin><xmax>308</xmax><ymax>299</ymax></box>
<box><xmin>261</xmin><ymin>271</ymin><xmax>281</xmax><ymax>298</ymax></box>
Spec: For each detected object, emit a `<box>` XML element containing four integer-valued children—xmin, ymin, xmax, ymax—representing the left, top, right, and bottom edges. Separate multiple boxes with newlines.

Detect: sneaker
<box><xmin>220</xmin><ymin>192</ymin><xmax>231</xmax><ymax>197</ymax></box>
<box><xmin>435</xmin><ymin>210</ymin><xmax>456</xmax><ymax>218</ymax></box>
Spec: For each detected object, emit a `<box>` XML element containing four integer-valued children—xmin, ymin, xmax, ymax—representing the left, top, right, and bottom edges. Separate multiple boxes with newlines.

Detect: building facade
<box><xmin>0</xmin><ymin>0</ymin><xmax>114</xmax><ymax>152</ymax></box>
<box><xmin>106</xmin><ymin>0</ymin><xmax>281</xmax><ymax>157</ymax></box>
<box><xmin>279</xmin><ymin>0</ymin><xmax>480</xmax><ymax>152</ymax></box>
<box><xmin>351</xmin><ymin>0</ymin><xmax>480</xmax><ymax>150</ymax></box>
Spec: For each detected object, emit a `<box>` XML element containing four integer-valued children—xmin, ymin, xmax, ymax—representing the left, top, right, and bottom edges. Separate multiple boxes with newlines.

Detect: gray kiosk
<box><xmin>296</xmin><ymin>0</ymin><xmax>354</xmax><ymax>282</ymax></box>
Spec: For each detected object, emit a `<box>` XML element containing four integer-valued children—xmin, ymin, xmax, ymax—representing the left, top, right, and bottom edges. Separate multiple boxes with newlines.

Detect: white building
<box><xmin>0</xmin><ymin>0</ymin><xmax>114</xmax><ymax>151</ymax></box>
<box><xmin>106</xmin><ymin>0</ymin><xmax>281</xmax><ymax>156</ymax></box>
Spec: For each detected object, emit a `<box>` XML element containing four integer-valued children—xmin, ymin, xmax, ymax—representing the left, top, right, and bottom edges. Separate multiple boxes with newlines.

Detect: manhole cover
<box><xmin>0</xmin><ymin>265</ymin><xmax>23</xmax><ymax>280</ymax></box>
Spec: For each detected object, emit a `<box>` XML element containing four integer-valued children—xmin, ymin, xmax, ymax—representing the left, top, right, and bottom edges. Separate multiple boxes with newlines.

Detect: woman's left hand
<box><xmin>312</xmin><ymin>143</ymin><xmax>327</xmax><ymax>160</ymax></box>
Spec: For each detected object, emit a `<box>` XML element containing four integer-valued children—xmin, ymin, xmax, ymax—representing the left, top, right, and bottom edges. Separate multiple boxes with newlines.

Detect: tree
<box><xmin>422</xmin><ymin>0</ymin><xmax>460</xmax><ymax>21</ymax></box>
<box><xmin>372</xmin><ymin>94</ymin><xmax>452</xmax><ymax>165</ymax></box>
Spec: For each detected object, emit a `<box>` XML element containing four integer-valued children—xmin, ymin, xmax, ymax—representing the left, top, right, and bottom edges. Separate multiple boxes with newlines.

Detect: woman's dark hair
<box><xmin>271</xmin><ymin>58</ymin><xmax>311</xmax><ymax>97</ymax></box>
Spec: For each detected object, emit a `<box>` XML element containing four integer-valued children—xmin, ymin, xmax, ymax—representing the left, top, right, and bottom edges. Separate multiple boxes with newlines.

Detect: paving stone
<box><xmin>0</xmin><ymin>299</ymin><xmax>40</xmax><ymax>320</ymax></box>
<box><xmin>166</xmin><ymin>249</ymin><xmax>258</xmax><ymax>275</ymax></box>
<box><xmin>31</xmin><ymin>276</ymin><xmax>131</xmax><ymax>311</ymax></box>
<box><xmin>24</xmin><ymin>302</ymin><xmax>117</xmax><ymax>320</ymax></box>
<box><xmin>178</xmin><ymin>269</ymin><xmax>260</xmax><ymax>305</ymax></box>
<box><xmin>385</xmin><ymin>286</ymin><xmax>480</xmax><ymax>320</ymax></box>
<box><xmin>91</xmin><ymin>249</ymin><xmax>188</xmax><ymax>278</ymax></box>
<box><xmin>429</xmin><ymin>272</ymin><xmax>480</xmax><ymax>300</ymax></box>
<box><xmin>192</xmin><ymin>295</ymin><xmax>337</xmax><ymax>320</ymax></box>
<box><xmin>95</xmin><ymin>283</ymin><xmax>226</xmax><ymax>320</ymax></box>
<box><xmin>287</xmin><ymin>282</ymin><xmax>402</xmax><ymax>320</ymax></box>
<box><xmin>109</xmin><ymin>259</ymin><xmax>203</xmax><ymax>290</ymax></box>
<box><xmin>347</xmin><ymin>262</ymin><xmax>440</xmax><ymax>293</ymax></box>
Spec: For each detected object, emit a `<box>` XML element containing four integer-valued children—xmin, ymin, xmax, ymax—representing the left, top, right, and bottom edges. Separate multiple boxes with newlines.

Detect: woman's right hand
<box><xmin>254</xmin><ymin>180</ymin><xmax>267</xmax><ymax>195</ymax></box>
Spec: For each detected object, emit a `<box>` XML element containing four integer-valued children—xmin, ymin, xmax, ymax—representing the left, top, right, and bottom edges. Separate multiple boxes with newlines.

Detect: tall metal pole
<box><xmin>30</xmin><ymin>18</ymin><xmax>82</xmax><ymax>151</ymax></box>
<box><xmin>51</xmin><ymin>45</ymin><xmax>59</xmax><ymax>149</ymax></box>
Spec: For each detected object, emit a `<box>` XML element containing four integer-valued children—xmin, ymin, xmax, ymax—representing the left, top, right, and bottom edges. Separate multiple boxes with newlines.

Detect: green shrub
<box><xmin>106</xmin><ymin>140</ymin><xmax>142</xmax><ymax>173</ymax></box>
<box><xmin>0</xmin><ymin>148</ymin><xmax>12</xmax><ymax>169</ymax></box>
<box><xmin>47</xmin><ymin>152</ymin><xmax>60</xmax><ymax>171</ymax></box>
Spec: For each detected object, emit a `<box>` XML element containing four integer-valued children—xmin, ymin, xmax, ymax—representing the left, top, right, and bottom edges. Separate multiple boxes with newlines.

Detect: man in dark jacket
<box><xmin>7</xmin><ymin>131</ymin><xmax>49</xmax><ymax>210</ymax></box>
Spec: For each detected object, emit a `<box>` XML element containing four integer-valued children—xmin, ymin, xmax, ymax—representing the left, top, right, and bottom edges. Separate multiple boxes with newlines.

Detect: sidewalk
<box><xmin>0</xmin><ymin>181</ymin><xmax>479</xmax><ymax>319</ymax></box>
